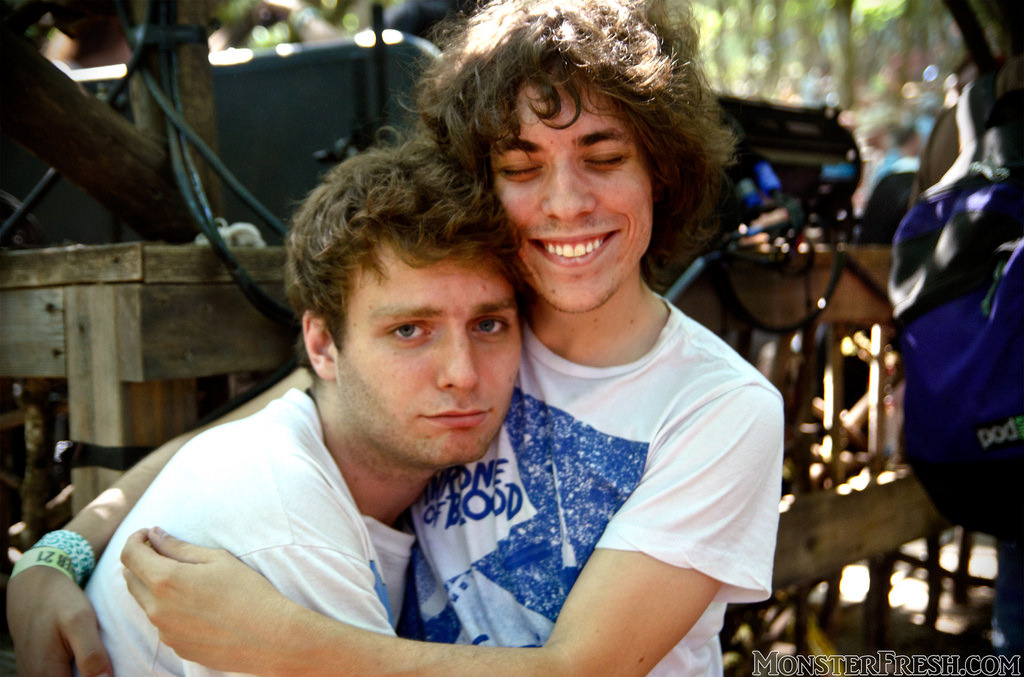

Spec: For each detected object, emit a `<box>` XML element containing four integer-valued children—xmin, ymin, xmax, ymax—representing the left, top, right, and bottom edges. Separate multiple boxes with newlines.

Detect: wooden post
<box><xmin>822</xmin><ymin>324</ymin><xmax>846</xmax><ymax>486</ymax></box>
<box><xmin>175</xmin><ymin>0</ymin><xmax>222</xmax><ymax>216</ymax></box>
<box><xmin>129</xmin><ymin>0</ymin><xmax>222</xmax><ymax>217</ymax></box>
<box><xmin>864</xmin><ymin>553</ymin><xmax>895</xmax><ymax>649</ymax></box>
<box><xmin>867</xmin><ymin>323</ymin><xmax>887</xmax><ymax>474</ymax></box>
<box><xmin>64</xmin><ymin>284</ymin><xmax>197</xmax><ymax>511</ymax></box>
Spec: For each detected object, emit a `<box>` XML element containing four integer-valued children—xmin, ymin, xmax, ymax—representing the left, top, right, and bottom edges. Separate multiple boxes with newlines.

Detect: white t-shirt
<box><xmin>402</xmin><ymin>303</ymin><xmax>784</xmax><ymax>676</ymax></box>
<box><xmin>85</xmin><ymin>389</ymin><xmax>414</xmax><ymax>677</ymax></box>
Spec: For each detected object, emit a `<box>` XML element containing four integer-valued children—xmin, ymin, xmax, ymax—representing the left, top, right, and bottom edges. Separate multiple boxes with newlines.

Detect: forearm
<box><xmin>261</xmin><ymin>600</ymin><xmax>570</xmax><ymax>677</ymax></box>
<box><xmin>129</xmin><ymin>536</ymin><xmax>707</xmax><ymax>677</ymax></box>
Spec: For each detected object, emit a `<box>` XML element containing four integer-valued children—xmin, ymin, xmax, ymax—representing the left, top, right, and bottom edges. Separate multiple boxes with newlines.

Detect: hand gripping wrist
<box><xmin>10</xmin><ymin>530</ymin><xmax>95</xmax><ymax>585</ymax></box>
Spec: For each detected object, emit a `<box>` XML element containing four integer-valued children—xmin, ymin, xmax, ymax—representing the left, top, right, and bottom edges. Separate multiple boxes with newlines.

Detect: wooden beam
<box><xmin>0</xmin><ymin>25</ymin><xmax>195</xmax><ymax>241</ymax></box>
<box><xmin>0</xmin><ymin>243</ymin><xmax>144</xmax><ymax>289</ymax></box>
<box><xmin>0</xmin><ymin>243</ymin><xmax>286</xmax><ymax>289</ymax></box>
<box><xmin>773</xmin><ymin>473</ymin><xmax>949</xmax><ymax>588</ymax></box>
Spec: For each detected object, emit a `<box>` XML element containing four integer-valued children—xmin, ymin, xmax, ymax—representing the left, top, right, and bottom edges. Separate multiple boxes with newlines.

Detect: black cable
<box><xmin>196</xmin><ymin>355</ymin><xmax>300</xmax><ymax>428</ymax></box>
<box><xmin>707</xmin><ymin>242</ymin><xmax>849</xmax><ymax>334</ymax></box>
<box><xmin>0</xmin><ymin>168</ymin><xmax>59</xmax><ymax>244</ymax></box>
<box><xmin>115</xmin><ymin>0</ymin><xmax>289</xmax><ymax>238</ymax></box>
<box><xmin>142</xmin><ymin>1</ymin><xmax>295</xmax><ymax>328</ymax></box>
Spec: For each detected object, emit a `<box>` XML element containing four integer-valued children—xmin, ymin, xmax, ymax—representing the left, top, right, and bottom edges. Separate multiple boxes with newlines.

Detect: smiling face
<box><xmin>490</xmin><ymin>89</ymin><xmax>656</xmax><ymax>316</ymax></box>
<box><xmin>307</xmin><ymin>248</ymin><xmax>521</xmax><ymax>478</ymax></box>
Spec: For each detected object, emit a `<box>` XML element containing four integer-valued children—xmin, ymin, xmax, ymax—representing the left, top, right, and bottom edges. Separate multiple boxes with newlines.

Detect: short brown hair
<box><xmin>285</xmin><ymin>136</ymin><xmax>521</xmax><ymax>349</ymax></box>
<box><xmin>416</xmin><ymin>0</ymin><xmax>735</xmax><ymax>286</ymax></box>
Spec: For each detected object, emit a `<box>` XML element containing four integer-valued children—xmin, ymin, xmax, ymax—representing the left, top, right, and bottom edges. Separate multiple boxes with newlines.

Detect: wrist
<box><xmin>10</xmin><ymin>529</ymin><xmax>96</xmax><ymax>585</ymax></box>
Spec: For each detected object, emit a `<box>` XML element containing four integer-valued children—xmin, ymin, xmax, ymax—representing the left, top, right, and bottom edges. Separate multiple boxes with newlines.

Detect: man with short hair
<box><xmin>9</xmin><ymin>1</ymin><xmax>784</xmax><ymax>675</ymax></box>
<box><xmin>13</xmin><ymin>138</ymin><xmax>524</xmax><ymax>676</ymax></box>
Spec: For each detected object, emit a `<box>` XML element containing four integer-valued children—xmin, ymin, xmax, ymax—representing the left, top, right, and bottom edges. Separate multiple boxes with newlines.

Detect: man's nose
<box><xmin>541</xmin><ymin>163</ymin><xmax>596</xmax><ymax>221</ymax></box>
<box><xmin>437</xmin><ymin>333</ymin><xmax>480</xmax><ymax>391</ymax></box>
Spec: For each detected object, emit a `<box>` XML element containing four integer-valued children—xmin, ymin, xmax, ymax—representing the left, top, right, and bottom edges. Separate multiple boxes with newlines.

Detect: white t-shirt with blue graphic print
<box><xmin>85</xmin><ymin>389</ymin><xmax>413</xmax><ymax>677</ymax></box>
<box><xmin>401</xmin><ymin>302</ymin><xmax>784</xmax><ymax>677</ymax></box>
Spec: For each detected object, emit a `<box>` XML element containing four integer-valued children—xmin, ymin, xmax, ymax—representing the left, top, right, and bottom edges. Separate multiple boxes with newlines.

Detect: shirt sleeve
<box><xmin>595</xmin><ymin>381</ymin><xmax>784</xmax><ymax>603</ymax></box>
<box><xmin>242</xmin><ymin>543</ymin><xmax>397</xmax><ymax>633</ymax></box>
<box><xmin>176</xmin><ymin>542</ymin><xmax>396</xmax><ymax>677</ymax></box>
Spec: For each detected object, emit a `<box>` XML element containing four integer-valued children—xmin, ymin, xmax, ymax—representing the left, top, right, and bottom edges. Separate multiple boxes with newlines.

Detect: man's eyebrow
<box><xmin>577</xmin><ymin>128</ymin><xmax>629</xmax><ymax>147</ymax></box>
<box><xmin>475</xmin><ymin>298</ymin><xmax>519</xmax><ymax>315</ymax></box>
<box><xmin>494</xmin><ymin>128</ymin><xmax>629</xmax><ymax>154</ymax></box>
<box><xmin>371</xmin><ymin>305</ymin><xmax>442</xmax><ymax>320</ymax></box>
<box><xmin>370</xmin><ymin>297</ymin><xmax>517</xmax><ymax>320</ymax></box>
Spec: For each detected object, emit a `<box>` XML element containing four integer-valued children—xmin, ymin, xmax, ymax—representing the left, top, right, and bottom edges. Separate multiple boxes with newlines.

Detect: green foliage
<box><xmin>684</xmin><ymin>0</ymin><xmax>980</xmax><ymax>149</ymax></box>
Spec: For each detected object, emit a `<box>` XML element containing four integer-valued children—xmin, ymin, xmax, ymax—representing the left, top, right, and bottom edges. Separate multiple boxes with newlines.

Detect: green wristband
<box><xmin>10</xmin><ymin>546</ymin><xmax>76</xmax><ymax>583</ymax></box>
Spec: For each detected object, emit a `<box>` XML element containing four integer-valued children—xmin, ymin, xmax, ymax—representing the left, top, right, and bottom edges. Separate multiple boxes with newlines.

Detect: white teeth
<box><xmin>544</xmin><ymin>238</ymin><xmax>604</xmax><ymax>259</ymax></box>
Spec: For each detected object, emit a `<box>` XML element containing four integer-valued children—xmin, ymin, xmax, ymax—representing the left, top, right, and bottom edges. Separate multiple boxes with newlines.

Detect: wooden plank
<box><xmin>0</xmin><ymin>288</ymin><xmax>66</xmax><ymax>377</ymax></box>
<box><xmin>0</xmin><ymin>243</ymin><xmax>144</xmax><ymax>289</ymax></box>
<box><xmin>772</xmin><ymin>473</ymin><xmax>949</xmax><ymax>588</ymax></box>
<box><xmin>142</xmin><ymin>244</ymin><xmax>286</xmax><ymax>284</ymax></box>
<box><xmin>64</xmin><ymin>284</ymin><xmax>125</xmax><ymax>446</ymax></box>
<box><xmin>118</xmin><ymin>283</ymin><xmax>295</xmax><ymax>382</ymax></box>
<box><xmin>0</xmin><ymin>243</ymin><xmax>286</xmax><ymax>289</ymax></box>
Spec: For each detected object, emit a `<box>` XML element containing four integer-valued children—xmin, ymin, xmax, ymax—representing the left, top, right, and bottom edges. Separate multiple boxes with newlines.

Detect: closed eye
<box><xmin>587</xmin><ymin>154</ymin><xmax>626</xmax><ymax>168</ymax></box>
<box><xmin>496</xmin><ymin>164</ymin><xmax>539</xmax><ymax>180</ymax></box>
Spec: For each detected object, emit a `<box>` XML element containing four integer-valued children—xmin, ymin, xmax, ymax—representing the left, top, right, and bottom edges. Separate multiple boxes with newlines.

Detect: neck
<box><xmin>330</xmin><ymin>454</ymin><xmax>431</xmax><ymax>526</ymax></box>
<box><xmin>311</xmin><ymin>387</ymin><xmax>432</xmax><ymax>526</ymax></box>
<box><xmin>529</xmin><ymin>278</ymin><xmax>668</xmax><ymax>367</ymax></box>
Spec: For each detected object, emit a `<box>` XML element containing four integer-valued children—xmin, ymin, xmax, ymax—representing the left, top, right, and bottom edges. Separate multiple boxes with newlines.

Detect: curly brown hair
<box><xmin>285</xmin><ymin>136</ymin><xmax>522</xmax><ymax>351</ymax></box>
<box><xmin>416</xmin><ymin>0</ymin><xmax>736</xmax><ymax>286</ymax></box>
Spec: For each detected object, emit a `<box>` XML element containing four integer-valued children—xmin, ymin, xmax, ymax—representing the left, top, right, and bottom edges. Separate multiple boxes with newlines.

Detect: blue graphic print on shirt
<box><xmin>400</xmin><ymin>387</ymin><xmax>648</xmax><ymax>645</ymax></box>
<box><xmin>369</xmin><ymin>560</ymin><xmax>392</xmax><ymax>625</ymax></box>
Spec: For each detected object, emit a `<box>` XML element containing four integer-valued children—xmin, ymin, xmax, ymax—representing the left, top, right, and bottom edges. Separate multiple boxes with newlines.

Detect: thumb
<box><xmin>146</xmin><ymin>527</ymin><xmax>211</xmax><ymax>564</ymax></box>
<box><xmin>68</xmin><ymin>631</ymin><xmax>113</xmax><ymax>677</ymax></box>
<box><xmin>56</xmin><ymin>589</ymin><xmax>113</xmax><ymax>677</ymax></box>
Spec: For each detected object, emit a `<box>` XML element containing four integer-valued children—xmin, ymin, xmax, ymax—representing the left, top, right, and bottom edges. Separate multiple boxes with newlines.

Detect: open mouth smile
<box><xmin>538</xmin><ymin>236</ymin><xmax>607</xmax><ymax>260</ymax></box>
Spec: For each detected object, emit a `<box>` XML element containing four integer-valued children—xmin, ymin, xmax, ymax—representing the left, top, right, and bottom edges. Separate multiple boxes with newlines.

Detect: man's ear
<box><xmin>302</xmin><ymin>312</ymin><xmax>338</xmax><ymax>382</ymax></box>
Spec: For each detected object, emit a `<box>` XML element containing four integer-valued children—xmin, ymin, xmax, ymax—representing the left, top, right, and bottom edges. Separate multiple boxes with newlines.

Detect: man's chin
<box><xmin>434</xmin><ymin>438</ymin><xmax>495</xmax><ymax>470</ymax></box>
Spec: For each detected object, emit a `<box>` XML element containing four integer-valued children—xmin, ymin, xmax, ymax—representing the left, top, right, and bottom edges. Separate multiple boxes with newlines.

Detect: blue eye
<box><xmin>394</xmin><ymin>324</ymin><xmax>421</xmax><ymax>339</ymax></box>
<box><xmin>477</xmin><ymin>318</ymin><xmax>510</xmax><ymax>334</ymax></box>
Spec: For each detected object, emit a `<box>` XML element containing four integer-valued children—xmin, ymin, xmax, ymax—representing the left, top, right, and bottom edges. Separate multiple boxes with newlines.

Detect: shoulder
<box><xmin>138</xmin><ymin>391</ymin><xmax>360</xmax><ymax>551</ymax></box>
<box><xmin>661</xmin><ymin>306</ymin><xmax>781</xmax><ymax>404</ymax></box>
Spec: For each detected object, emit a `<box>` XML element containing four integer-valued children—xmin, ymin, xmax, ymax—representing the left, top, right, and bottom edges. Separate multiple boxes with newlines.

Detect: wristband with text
<box><xmin>10</xmin><ymin>546</ymin><xmax>76</xmax><ymax>583</ymax></box>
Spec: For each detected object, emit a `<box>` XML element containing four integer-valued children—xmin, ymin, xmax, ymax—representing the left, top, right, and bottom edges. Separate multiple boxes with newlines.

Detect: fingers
<box><xmin>119</xmin><ymin>529</ymin><xmax>157</xmax><ymax>574</ymax></box>
<box><xmin>6</xmin><ymin>566</ymin><xmax>112</xmax><ymax>677</ymax></box>
<box><xmin>120</xmin><ymin>528</ymin><xmax>225</xmax><ymax>628</ymax></box>
<box><xmin>62</xmin><ymin>613</ymin><xmax>113</xmax><ymax>677</ymax></box>
<box><xmin>145</xmin><ymin>527</ymin><xmax>211</xmax><ymax>564</ymax></box>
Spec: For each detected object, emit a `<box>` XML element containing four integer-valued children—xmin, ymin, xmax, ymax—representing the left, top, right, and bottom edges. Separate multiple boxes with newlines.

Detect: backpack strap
<box><xmin>931</xmin><ymin>73</ymin><xmax>997</xmax><ymax>191</ymax></box>
<box><xmin>930</xmin><ymin>69</ymin><xmax>1024</xmax><ymax>195</ymax></box>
